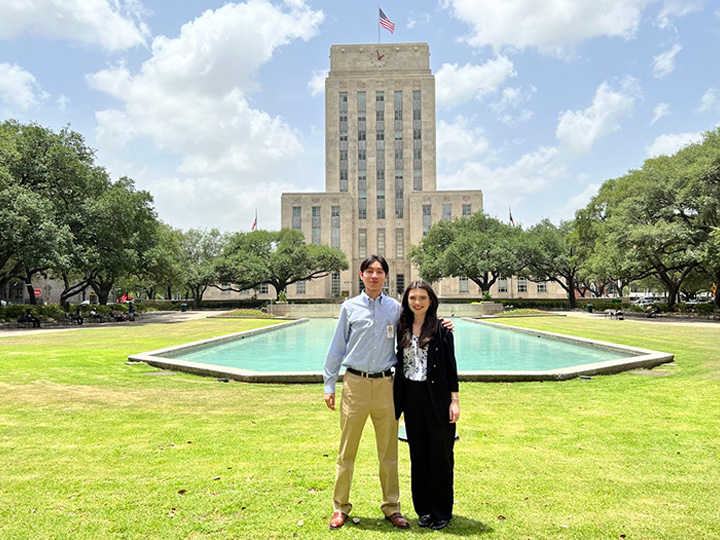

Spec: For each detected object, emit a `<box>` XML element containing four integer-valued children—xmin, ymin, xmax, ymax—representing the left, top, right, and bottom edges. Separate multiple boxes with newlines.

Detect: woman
<box><xmin>394</xmin><ymin>281</ymin><xmax>459</xmax><ymax>530</ymax></box>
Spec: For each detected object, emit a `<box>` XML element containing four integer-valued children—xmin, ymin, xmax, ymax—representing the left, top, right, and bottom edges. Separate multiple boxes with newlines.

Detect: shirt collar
<box><xmin>361</xmin><ymin>290</ymin><xmax>385</xmax><ymax>304</ymax></box>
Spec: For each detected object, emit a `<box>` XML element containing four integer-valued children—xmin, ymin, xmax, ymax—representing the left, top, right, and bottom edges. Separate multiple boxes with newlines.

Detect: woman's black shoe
<box><xmin>429</xmin><ymin>519</ymin><xmax>449</xmax><ymax>530</ymax></box>
<box><xmin>418</xmin><ymin>515</ymin><xmax>432</xmax><ymax>528</ymax></box>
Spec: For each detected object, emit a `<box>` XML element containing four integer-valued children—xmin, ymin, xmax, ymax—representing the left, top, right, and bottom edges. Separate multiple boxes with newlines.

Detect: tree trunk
<box><xmin>59</xmin><ymin>274</ymin><xmax>92</xmax><ymax>307</ymax></box>
<box><xmin>566</xmin><ymin>274</ymin><xmax>577</xmax><ymax>309</ymax></box>
<box><xmin>90</xmin><ymin>277</ymin><xmax>115</xmax><ymax>305</ymax></box>
<box><xmin>25</xmin><ymin>281</ymin><xmax>37</xmax><ymax>305</ymax></box>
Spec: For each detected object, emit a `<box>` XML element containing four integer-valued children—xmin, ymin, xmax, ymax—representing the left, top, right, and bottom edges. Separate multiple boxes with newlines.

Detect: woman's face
<box><xmin>407</xmin><ymin>287</ymin><xmax>432</xmax><ymax>319</ymax></box>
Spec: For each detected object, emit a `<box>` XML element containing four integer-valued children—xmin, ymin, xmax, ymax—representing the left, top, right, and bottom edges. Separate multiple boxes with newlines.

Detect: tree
<box><xmin>0</xmin><ymin>184</ymin><xmax>73</xmax><ymax>303</ymax></box>
<box><xmin>521</xmin><ymin>220</ymin><xmax>580</xmax><ymax>308</ymax></box>
<box><xmin>218</xmin><ymin>229</ymin><xmax>348</xmax><ymax>299</ymax></box>
<box><xmin>409</xmin><ymin>213</ymin><xmax>523</xmax><ymax>295</ymax></box>
<box><xmin>77</xmin><ymin>177</ymin><xmax>159</xmax><ymax>305</ymax></box>
<box><xmin>179</xmin><ymin>228</ymin><xmax>227</xmax><ymax>308</ymax></box>
<box><xmin>133</xmin><ymin>223</ymin><xmax>185</xmax><ymax>300</ymax></box>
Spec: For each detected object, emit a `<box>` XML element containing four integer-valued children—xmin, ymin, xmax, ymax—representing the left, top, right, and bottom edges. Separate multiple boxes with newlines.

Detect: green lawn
<box><xmin>1</xmin><ymin>317</ymin><xmax>718</xmax><ymax>539</ymax></box>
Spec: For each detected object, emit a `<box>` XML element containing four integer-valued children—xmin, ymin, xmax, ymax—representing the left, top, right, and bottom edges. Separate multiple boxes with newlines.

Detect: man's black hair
<box><xmin>360</xmin><ymin>254</ymin><xmax>389</xmax><ymax>274</ymax></box>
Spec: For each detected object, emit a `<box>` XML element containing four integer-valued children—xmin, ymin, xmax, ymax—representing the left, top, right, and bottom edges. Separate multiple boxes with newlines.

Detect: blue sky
<box><xmin>1</xmin><ymin>0</ymin><xmax>719</xmax><ymax>232</ymax></box>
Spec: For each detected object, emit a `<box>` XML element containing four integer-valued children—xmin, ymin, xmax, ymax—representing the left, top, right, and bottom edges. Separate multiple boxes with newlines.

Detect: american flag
<box><xmin>379</xmin><ymin>8</ymin><xmax>395</xmax><ymax>34</ymax></box>
<box><xmin>250</xmin><ymin>210</ymin><xmax>257</xmax><ymax>231</ymax></box>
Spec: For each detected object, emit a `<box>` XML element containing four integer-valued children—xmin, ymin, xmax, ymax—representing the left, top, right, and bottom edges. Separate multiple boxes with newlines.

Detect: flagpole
<box><xmin>378</xmin><ymin>6</ymin><xmax>381</xmax><ymax>43</ymax></box>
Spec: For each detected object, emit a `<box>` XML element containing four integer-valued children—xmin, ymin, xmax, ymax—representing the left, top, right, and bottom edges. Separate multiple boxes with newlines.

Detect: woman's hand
<box><xmin>449</xmin><ymin>400</ymin><xmax>460</xmax><ymax>423</ymax></box>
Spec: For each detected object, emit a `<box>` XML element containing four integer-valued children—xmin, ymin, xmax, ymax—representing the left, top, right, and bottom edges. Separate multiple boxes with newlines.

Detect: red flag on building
<box><xmin>379</xmin><ymin>8</ymin><xmax>395</xmax><ymax>34</ymax></box>
<box><xmin>250</xmin><ymin>210</ymin><xmax>257</xmax><ymax>231</ymax></box>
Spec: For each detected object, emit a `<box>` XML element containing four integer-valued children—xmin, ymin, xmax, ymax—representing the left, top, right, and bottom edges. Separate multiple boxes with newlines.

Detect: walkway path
<box><xmin>0</xmin><ymin>311</ymin><xmax>213</xmax><ymax>339</ymax></box>
<box><xmin>558</xmin><ymin>309</ymin><xmax>720</xmax><ymax>328</ymax></box>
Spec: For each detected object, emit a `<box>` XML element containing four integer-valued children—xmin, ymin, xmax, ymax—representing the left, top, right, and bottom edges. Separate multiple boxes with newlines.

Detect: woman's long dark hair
<box><xmin>398</xmin><ymin>280</ymin><xmax>439</xmax><ymax>349</ymax></box>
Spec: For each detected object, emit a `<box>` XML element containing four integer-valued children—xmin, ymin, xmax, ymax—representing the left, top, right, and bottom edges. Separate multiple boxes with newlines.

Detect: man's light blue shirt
<box><xmin>323</xmin><ymin>290</ymin><xmax>401</xmax><ymax>394</ymax></box>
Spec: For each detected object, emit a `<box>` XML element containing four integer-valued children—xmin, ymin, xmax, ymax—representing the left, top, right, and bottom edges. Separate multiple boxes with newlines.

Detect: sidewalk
<box><xmin>558</xmin><ymin>309</ymin><xmax>720</xmax><ymax>328</ymax></box>
<box><xmin>0</xmin><ymin>310</ymin><xmax>213</xmax><ymax>338</ymax></box>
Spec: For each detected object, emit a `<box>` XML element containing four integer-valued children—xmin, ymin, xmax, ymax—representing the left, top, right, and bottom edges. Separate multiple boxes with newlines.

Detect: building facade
<box><xmin>281</xmin><ymin>43</ymin><xmax>487</xmax><ymax>300</ymax></box>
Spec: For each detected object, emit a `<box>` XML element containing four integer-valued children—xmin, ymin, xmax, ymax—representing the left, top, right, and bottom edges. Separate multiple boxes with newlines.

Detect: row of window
<box><xmin>464</xmin><ymin>277</ymin><xmax>547</xmax><ymax>294</ymax></box>
<box><xmin>222</xmin><ymin>275</ymin><xmax>547</xmax><ymax>297</ymax></box>
<box><xmin>295</xmin><ymin>204</ymin><xmax>475</xmax><ymax>250</ymax></box>
<box><xmin>340</xmin><ymin>90</ymin><xmax>422</xmax><ymax>217</ymax></box>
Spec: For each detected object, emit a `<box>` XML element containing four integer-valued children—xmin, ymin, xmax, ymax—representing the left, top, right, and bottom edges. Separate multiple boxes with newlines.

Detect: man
<box><xmin>323</xmin><ymin>254</ymin><xmax>409</xmax><ymax>530</ymax></box>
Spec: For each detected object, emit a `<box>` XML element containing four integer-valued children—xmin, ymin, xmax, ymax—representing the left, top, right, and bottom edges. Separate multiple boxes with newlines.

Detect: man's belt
<box><xmin>346</xmin><ymin>367</ymin><xmax>393</xmax><ymax>379</ymax></box>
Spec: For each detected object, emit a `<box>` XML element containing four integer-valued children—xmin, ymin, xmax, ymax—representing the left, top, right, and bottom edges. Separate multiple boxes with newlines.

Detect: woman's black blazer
<box><xmin>394</xmin><ymin>324</ymin><xmax>459</xmax><ymax>424</ymax></box>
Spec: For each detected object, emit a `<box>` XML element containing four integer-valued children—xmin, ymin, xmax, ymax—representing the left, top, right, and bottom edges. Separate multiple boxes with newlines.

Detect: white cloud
<box><xmin>656</xmin><ymin>0</ymin><xmax>704</xmax><ymax>30</ymax></box>
<box><xmin>443</xmin><ymin>0</ymin><xmax>655</xmax><ymax>56</ymax></box>
<box><xmin>696</xmin><ymin>88</ymin><xmax>720</xmax><ymax>113</ymax></box>
<box><xmin>556</xmin><ymin>78</ymin><xmax>640</xmax><ymax>155</ymax></box>
<box><xmin>407</xmin><ymin>12</ymin><xmax>430</xmax><ymax>30</ymax></box>
<box><xmin>645</xmin><ymin>131</ymin><xmax>703</xmax><ymax>157</ymax></box>
<box><xmin>435</xmin><ymin>56</ymin><xmax>516</xmax><ymax>108</ymax></box>
<box><xmin>56</xmin><ymin>94</ymin><xmax>70</xmax><ymax>111</ymax></box>
<box><xmin>652</xmin><ymin>43</ymin><xmax>682</xmax><ymax>78</ymax></box>
<box><xmin>88</xmin><ymin>0</ymin><xmax>324</xmax><ymax>230</ymax></box>
<box><xmin>564</xmin><ymin>183</ymin><xmax>600</xmax><ymax>214</ymax></box>
<box><xmin>437</xmin><ymin>116</ymin><xmax>491</xmax><ymax>164</ymax></box>
<box><xmin>650</xmin><ymin>102</ymin><xmax>670</xmax><ymax>124</ymax></box>
<box><xmin>438</xmin><ymin>145</ymin><xmax>567</xmax><ymax>221</ymax></box>
<box><xmin>307</xmin><ymin>69</ymin><xmax>328</xmax><ymax>97</ymax></box>
<box><xmin>0</xmin><ymin>62</ymin><xmax>46</xmax><ymax>112</ymax></box>
<box><xmin>146</xmin><ymin>175</ymin><xmax>297</xmax><ymax>232</ymax></box>
<box><xmin>0</xmin><ymin>0</ymin><xmax>149</xmax><ymax>52</ymax></box>
<box><xmin>489</xmin><ymin>86</ymin><xmax>536</xmax><ymax>126</ymax></box>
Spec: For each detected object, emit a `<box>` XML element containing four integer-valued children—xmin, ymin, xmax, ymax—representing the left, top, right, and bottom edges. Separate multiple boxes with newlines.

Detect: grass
<box><xmin>0</xmin><ymin>316</ymin><xmax>718</xmax><ymax>539</ymax></box>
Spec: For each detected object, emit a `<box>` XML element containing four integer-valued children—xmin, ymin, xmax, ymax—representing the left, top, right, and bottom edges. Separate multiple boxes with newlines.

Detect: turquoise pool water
<box><xmin>169</xmin><ymin>318</ymin><xmax>627</xmax><ymax>372</ymax></box>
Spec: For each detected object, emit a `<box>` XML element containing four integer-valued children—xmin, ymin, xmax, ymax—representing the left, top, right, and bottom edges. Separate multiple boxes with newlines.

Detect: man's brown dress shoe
<box><xmin>385</xmin><ymin>512</ymin><xmax>410</xmax><ymax>529</ymax></box>
<box><xmin>329</xmin><ymin>511</ymin><xmax>347</xmax><ymax>529</ymax></box>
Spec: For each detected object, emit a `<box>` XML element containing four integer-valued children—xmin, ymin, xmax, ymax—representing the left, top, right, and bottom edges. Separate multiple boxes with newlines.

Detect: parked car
<box><xmin>633</xmin><ymin>298</ymin><xmax>659</xmax><ymax>307</ymax></box>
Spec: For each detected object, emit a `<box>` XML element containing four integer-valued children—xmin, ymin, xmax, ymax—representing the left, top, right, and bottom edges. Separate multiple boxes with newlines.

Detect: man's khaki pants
<box><xmin>333</xmin><ymin>371</ymin><xmax>400</xmax><ymax>516</ymax></box>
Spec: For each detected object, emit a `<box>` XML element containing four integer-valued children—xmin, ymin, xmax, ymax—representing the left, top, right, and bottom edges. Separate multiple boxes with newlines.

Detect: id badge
<box><xmin>386</xmin><ymin>321</ymin><xmax>394</xmax><ymax>340</ymax></box>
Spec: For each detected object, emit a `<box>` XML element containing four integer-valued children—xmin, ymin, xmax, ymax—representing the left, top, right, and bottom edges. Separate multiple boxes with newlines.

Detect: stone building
<box><xmin>281</xmin><ymin>42</ymin><xmax>488</xmax><ymax>300</ymax></box>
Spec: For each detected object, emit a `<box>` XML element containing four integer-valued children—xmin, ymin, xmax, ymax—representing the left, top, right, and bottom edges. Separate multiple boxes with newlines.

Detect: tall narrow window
<box><xmin>442</xmin><ymin>204</ymin><xmax>452</xmax><ymax>222</ymax></box>
<box><xmin>331</xmin><ymin>271</ymin><xmax>340</xmax><ymax>296</ymax></box>
<box><xmin>412</xmin><ymin>90</ymin><xmax>422</xmax><ymax>191</ymax></box>
<box><xmin>357</xmin><ymin>91</ymin><xmax>366</xmax><ymax>121</ymax></box>
<box><xmin>376</xmin><ymin>167</ymin><xmax>385</xmax><ymax>219</ymax></box>
<box><xmin>331</xmin><ymin>206</ymin><xmax>340</xmax><ymax>248</ymax></box>
<box><xmin>377</xmin><ymin>228</ymin><xmax>386</xmax><ymax>256</ymax></box>
<box><xmin>422</xmin><ymin>205</ymin><xmax>432</xmax><ymax>236</ymax></box>
<box><xmin>395</xmin><ymin>228</ymin><xmax>404</xmax><ymax>258</ymax></box>
<box><xmin>394</xmin><ymin>91</ymin><xmax>403</xmax><ymax>125</ymax></box>
<box><xmin>296</xmin><ymin>281</ymin><xmax>306</xmax><ymax>294</ymax></box>
<box><xmin>394</xmin><ymin>91</ymin><xmax>404</xmax><ymax>213</ymax></box>
<box><xmin>413</xmin><ymin>169</ymin><xmax>422</xmax><ymax>191</ymax></box>
<box><xmin>517</xmin><ymin>277</ymin><xmax>528</xmax><ymax>293</ymax></box>
<box><xmin>339</xmin><ymin>92</ymin><xmax>348</xmax><ymax>192</ymax></box>
<box><xmin>311</xmin><ymin>206</ymin><xmax>321</xmax><ymax>245</ymax></box>
<box><xmin>395</xmin><ymin>172</ymin><xmax>404</xmax><ymax>218</ymax></box>
<box><xmin>396</xmin><ymin>273</ymin><xmax>405</xmax><ymax>297</ymax></box>
<box><xmin>358</xmin><ymin>171</ymin><xmax>367</xmax><ymax>220</ymax></box>
<box><xmin>292</xmin><ymin>206</ymin><xmax>301</xmax><ymax>230</ymax></box>
<box><xmin>498</xmin><ymin>278</ymin><xmax>508</xmax><ymax>293</ymax></box>
<box><xmin>459</xmin><ymin>276</ymin><xmax>469</xmax><ymax>293</ymax></box>
<box><xmin>462</xmin><ymin>204</ymin><xmax>472</xmax><ymax>218</ymax></box>
<box><xmin>358</xmin><ymin>229</ymin><xmax>367</xmax><ymax>258</ymax></box>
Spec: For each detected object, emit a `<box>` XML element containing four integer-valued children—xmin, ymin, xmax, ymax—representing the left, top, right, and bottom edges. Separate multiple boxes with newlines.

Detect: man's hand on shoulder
<box><xmin>324</xmin><ymin>393</ymin><xmax>336</xmax><ymax>410</ymax></box>
<box><xmin>440</xmin><ymin>317</ymin><xmax>454</xmax><ymax>332</ymax></box>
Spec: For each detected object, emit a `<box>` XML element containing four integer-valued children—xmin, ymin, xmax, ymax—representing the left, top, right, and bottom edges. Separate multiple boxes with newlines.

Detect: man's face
<box><xmin>360</xmin><ymin>261</ymin><xmax>386</xmax><ymax>294</ymax></box>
